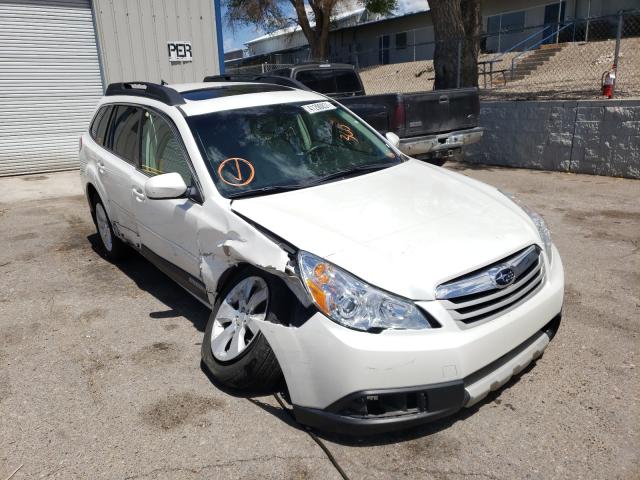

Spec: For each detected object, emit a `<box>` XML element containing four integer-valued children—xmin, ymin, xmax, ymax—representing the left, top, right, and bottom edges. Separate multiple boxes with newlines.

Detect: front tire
<box><xmin>201</xmin><ymin>272</ymin><xmax>283</xmax><ymax>391</ymax></box>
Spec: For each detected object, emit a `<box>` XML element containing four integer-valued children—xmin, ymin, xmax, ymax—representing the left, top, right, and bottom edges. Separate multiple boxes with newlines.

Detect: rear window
<box><xmin>295</xmin><ymin>69</ymin><xmax>361</xmax><ymax>95</ymax></box>
<box><xmin>270</xmin><ymin>68</ymin><xmax>292</xmax><ymax>77</ymax></box>
<box><xmin>335</xmin><ymin>71</ymin><xmax>362</xmax><ymax>93</ymax></box>
<box><xmin>90</xmin><ymin>105</ymin><xmax>113</xmax><ymax>146</ymax></box>
<box><xmin>109</xmin><ymin>105</ymin><xmax>141</xmax><ymax>164</ymax></box>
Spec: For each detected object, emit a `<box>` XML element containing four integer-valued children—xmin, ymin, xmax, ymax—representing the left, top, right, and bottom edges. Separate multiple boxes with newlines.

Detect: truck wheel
<box><xmin>93</xmin><ymin>199</ymin><xmax>128</xmax><ymax>261</ymax></box>
<box><xmin>202</xmin><ymin>272</ymin><xmax>283</xmax><ymax>391</ymax></box>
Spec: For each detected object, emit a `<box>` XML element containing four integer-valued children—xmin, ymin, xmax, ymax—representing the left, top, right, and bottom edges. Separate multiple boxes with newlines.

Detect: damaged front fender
<box><xmin>196</xmin><ymin>206</ymin><xmax>311</xmax><ymax>309</ymax></box>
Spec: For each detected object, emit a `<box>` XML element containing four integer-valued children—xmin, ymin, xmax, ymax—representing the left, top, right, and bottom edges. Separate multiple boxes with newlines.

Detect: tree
<box><xmin>224</xmin><ymin>0</ymin><xmax>396</xmax><ymax>61</ymax></box>
<box><xmin>429</xmin><ymin>0</ymin><xmax>481</xmax><ymax>89</ymax></box>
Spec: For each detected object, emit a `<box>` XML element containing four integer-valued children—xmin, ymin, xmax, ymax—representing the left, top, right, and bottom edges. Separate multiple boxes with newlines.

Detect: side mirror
<box><xmin>385</xmin><ymin>131</ymin><xmax>400</xmax><ymax>149</ymax></box>
<box><xmin>144</xmin><ymin>172</ymin><xmax>188</xmax><ymax>200</ymax></box>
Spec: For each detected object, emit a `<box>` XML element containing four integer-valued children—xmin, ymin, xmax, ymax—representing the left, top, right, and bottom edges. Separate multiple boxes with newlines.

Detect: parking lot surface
<box><xmin>1</xmin><ymin>164</ymin><xmax>638</xmax><ymax>479</ymax></box>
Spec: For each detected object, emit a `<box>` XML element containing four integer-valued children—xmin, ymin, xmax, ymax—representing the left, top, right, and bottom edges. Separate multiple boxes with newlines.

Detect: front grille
<box><xmin>436</xmin><ymin>245</ymin><xmax>545</xmax><ymax>326</ymax></box>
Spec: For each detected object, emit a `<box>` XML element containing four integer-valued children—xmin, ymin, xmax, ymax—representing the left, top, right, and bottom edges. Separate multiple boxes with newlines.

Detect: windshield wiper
<box><xmin>227</xmin><ymin>184</ymin><xmax>308</xmax><ymax>199</ymax></box>
<box><xmin>305</xmin><ymin>162</ymin><xmax>397</xmax><ymax>187</ymax></box>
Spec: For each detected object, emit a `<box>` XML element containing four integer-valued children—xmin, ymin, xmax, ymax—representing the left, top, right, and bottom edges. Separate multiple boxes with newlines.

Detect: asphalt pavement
<box><xmin>0</xmin><ymin>163</ymin><xmax>638</xmax><ymax>479</ymax></box>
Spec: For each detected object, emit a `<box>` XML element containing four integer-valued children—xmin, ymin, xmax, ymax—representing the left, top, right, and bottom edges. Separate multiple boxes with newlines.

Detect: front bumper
<box><xmin>293</xmin><ymin>315</ymin><xmax>559</xmax><ymax>435</ymax></box>
<box><xmin>256</xmin><ymin>246</ymin><xmax>564</xmax><ymax>434</ymax></box>
<box><xmin>399</xmin><ymin>126</ymin><xmax>484</xmax><ymax>157</ymax></box>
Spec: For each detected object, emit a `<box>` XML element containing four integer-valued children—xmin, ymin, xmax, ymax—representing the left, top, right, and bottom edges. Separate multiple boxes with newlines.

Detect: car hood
<box><xmin>232</xmin><ymin>160</ymin><xmax>540</xmax><ymax>300</ymax></box>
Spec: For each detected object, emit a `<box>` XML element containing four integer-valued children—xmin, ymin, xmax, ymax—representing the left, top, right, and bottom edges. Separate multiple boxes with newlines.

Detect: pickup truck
<box><xmin>205</xmin><ymin>63</ymin><xmax>483</xmax><ymax>165</ymax></box>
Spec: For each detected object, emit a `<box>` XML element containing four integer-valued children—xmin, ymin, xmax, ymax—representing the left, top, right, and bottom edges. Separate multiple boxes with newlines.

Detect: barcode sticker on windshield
<box><xmin>302</xmin><ymin>101</ymin><xmax>336</xmax><ymax>114</ymax></box>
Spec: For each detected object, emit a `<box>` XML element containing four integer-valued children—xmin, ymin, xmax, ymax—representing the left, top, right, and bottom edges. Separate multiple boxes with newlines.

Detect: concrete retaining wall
<box><xmin>465</xmin><ymin>99</ymin><xmax>640</xmax><ymax>179</ymax></box>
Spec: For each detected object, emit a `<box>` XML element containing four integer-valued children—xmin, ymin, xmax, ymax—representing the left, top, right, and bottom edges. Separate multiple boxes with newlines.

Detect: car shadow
<box><xmin>199</xmin><ymin>361</ymin><xmax>302</xmax><ymax>429</ymax></box>
<box><xmin>445</xmin><ymin>161</ymin><xmax>499</xmax><ymax>172</ymax></box>
<box><xmin>87</xmin><ymin>233</ymin><xmax>210</xmax><ymax>332</ymax></box>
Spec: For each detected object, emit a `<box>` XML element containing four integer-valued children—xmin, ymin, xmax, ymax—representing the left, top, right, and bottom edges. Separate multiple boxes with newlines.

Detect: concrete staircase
<box><xmin>494</xmin><ymin>43</ymin><xmax>565</xmax><ymax>86</ymax></box>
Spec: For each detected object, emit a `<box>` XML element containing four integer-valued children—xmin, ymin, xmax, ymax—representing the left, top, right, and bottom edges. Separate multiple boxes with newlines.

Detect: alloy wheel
<box><xmin>211</xmin><ymin>276</ymin><xmax>269</xmax><ymax>362</ymax></box>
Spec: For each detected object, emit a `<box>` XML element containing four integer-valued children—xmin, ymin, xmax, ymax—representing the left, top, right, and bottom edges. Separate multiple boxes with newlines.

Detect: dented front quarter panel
<box><xmin>195</xmin><ymin>203</ymin><xmax>292</xmax><ymax>305</ymax></box>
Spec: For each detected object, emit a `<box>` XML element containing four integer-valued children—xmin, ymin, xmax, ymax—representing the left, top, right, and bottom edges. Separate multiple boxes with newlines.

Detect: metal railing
<box><xmin>509</xmin><ymin>22</ymin><xmax>576</xmax><ymax>79</ymax></box>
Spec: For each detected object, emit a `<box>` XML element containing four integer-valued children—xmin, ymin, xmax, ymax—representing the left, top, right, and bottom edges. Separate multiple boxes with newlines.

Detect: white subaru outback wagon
<box><xmin>80</xmin><ymin>81</ymin><xmax>564</xmax><ymax>434</ymax></box>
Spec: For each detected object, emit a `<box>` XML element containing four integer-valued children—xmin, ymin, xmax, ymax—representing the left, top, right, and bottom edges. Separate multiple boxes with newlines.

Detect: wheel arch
<box><xmin>211</xmin><ymin>262</ymin><xmax>314</xmax><ymax>328</ymax></box>
<box><xmin>86</xmin><ymin>182</ymin><xmax>99</xmax><ymax>205</ymax></box>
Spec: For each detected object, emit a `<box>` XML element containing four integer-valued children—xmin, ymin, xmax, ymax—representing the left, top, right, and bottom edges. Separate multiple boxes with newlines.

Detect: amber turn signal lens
<box><xmin>306</xmin><ymin>279</ymin><xmax>329</xmax><ymax>314</ymax></box>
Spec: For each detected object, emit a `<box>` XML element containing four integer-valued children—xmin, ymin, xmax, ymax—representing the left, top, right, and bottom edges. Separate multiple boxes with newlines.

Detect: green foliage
<box><xmin>362</xmin><ymin>0</ymin><xmax>397</xmax><ymax>14</ymax></box>
<box><xmin>223</xmin><ymin>0</ymin><xmax>289</xmax><ymax>31</ymax></box>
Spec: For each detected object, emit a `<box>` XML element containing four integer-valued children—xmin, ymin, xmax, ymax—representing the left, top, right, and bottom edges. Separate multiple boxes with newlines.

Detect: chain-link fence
<box><xmin>353</xmin><ymin>10</ymin><xmax>640</xmax><ymax>100</ymax></box>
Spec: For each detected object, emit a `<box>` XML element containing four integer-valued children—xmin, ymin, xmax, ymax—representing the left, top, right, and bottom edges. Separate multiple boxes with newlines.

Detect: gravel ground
<box><xmin>0</xmin><ymin>165</ymin><xmax>638</xmax><ymax>479</ymax></box>
<box><xmin>360</xmin><ymin>38</ymin><xmax>640</xmax><ymax>100</ymax></box>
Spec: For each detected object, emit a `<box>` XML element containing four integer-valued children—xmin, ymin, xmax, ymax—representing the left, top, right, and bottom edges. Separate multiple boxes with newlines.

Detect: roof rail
<box><xmin>105</xmin><ymin>81</ymin><xmax>185</xmax><ymax>106</ymax></box>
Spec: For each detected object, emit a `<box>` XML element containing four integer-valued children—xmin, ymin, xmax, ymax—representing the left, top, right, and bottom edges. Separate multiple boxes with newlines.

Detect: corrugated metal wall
<box><xmin>93</xmin><ymin>0</ymin><xmax>220</xmax><ymax>85</ymax></box>
<box><xmin>0</xmin><ymin>0</ymin><xmax>104</xmax><ymax>176</ymax></box>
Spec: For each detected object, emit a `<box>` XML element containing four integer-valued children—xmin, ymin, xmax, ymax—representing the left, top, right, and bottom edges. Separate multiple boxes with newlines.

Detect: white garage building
<box><xmin>0</xmin><ymin>0</ymin><xmax>223</xmax><ymax>176</ymax></box>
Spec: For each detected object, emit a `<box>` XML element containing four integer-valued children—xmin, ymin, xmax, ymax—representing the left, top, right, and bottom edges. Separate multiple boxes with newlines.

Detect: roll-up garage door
<box><xmin>0</xmin><ymin>0</ymin><xmax>103</xmax><ymax>176</ymax></box>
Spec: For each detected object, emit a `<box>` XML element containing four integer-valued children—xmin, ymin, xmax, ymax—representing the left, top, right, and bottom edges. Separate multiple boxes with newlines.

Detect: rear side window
<box><xmin>109</xmin><ymin>105</ymin><xmax>141</xmax><ymax>164</ymax></box>
<box><xmin>90</xmin><ymin>105</ymin><xmax>113</xmax><ymax>146</ymax></box>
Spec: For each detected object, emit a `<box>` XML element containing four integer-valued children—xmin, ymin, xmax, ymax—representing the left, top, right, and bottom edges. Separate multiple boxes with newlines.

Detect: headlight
<box><xmin>298</xmin><ymin>251</ymin><xmax>431</xmax><ymax>331</ymax></box>
<box><xmin>501</xmin><ymin>191</ymin><xmax>553</xmax><ymax>263</ymax></box>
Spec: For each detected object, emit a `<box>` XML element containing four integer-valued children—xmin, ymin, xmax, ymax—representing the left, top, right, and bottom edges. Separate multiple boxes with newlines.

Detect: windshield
<box><xmin>188</xmin><ymin>101</ymin><xmax>402</xmax><ymax>198</ymax></box>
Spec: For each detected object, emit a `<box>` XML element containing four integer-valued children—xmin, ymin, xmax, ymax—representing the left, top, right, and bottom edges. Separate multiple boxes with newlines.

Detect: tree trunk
<box><xmin>317</xmin><ymin>11</ymin><xmax>331</xmax><ymax>60</ymax></box>
<box><xmin>461</xmin><ymin>0</ymin><xmax>481</xmax><ymax>88</ymax></box>
<box><xmin>430</xmin><ymin>0</ymin><xmax>465</xmax><ymax>89</ymax></box>
<box><xmin>430</xmin><ymin>0</ymin><xmax>480</xmax><ymax>89</ymax></box>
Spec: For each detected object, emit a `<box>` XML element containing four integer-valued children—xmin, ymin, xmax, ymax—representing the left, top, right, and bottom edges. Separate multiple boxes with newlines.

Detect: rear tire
<box><xmin>92</xmin><ymin>199</ymin><xmax>128</xmax><ymax>261</ymax></box>
<box><xmin>201</xmin><ymin>270</ymin><xmax>283</xmax><ymax>391</ymax></box>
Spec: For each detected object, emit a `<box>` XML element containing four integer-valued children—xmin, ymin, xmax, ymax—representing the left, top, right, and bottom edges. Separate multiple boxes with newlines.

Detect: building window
<box><xmin>378</xmin><ymin>35</ymin><xmax>390</xmax><ymax>64</ymax></box>
<box><xmin>395</xmin><ymin>32</ymin><xmax>408</xmax><ymax>50</ymax></box>
<box><xmin>487</xmin><ymin>10</ymin><xmax>526</xmax><ymax>34</ymax></box>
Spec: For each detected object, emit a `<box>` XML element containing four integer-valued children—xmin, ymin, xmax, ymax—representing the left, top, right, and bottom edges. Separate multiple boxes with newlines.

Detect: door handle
<box><xmin>439</xmin><ymin>95</ymin><xmax>449</xmax><ymax>103</ymax></box>
<box><xmin>132</xmin><ymin>186</ymin><xmax>145</xmax><ymax>202</ymax></box>
<box><xmin>96</xmin><ymin>160</ymin><xmax>105</xmax><ymax>174</ymax></box>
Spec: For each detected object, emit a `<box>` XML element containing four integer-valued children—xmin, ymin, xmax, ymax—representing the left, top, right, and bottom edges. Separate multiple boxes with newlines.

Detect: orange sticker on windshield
<box><xmin>217</xmin><ymin>157</ymin><xmax>255</xmax><ymax>187</ymax></box>
<box><xmin>337</xmin><ymin>124</ymin><xmax>358</xmax><ymax>143</ymax></box>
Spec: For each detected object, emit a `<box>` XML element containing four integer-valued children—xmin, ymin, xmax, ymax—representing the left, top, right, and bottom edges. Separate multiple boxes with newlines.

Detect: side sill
<box><xmin>139</xmin><ymin>245</ymin><xmax>210</xmax><ymax>307</ymax></box>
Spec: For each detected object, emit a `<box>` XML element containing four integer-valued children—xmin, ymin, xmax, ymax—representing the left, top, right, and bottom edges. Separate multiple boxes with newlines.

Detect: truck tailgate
<box><xmin>336</xmin><ymin>93</ymin><xmax>397</xmax><ymax>133</ymax></box>
<box><xmin>401</xmin><ymin>87</ymin><xmax>479</xmax><ymax>138</ymax></box>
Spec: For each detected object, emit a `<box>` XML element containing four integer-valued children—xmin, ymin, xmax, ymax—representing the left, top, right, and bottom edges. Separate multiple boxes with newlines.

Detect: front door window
<box><xmin>140</xmin><ymin>110</ymin><xmax>192</xmax><ymax>185</ymax></box>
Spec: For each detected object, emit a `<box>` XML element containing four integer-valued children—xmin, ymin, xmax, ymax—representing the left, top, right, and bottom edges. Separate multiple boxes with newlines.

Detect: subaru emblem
<box><xmin>494</xmin><ymin>267</ymin><xmax>515</xmax><ymax>288</ymax></box>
